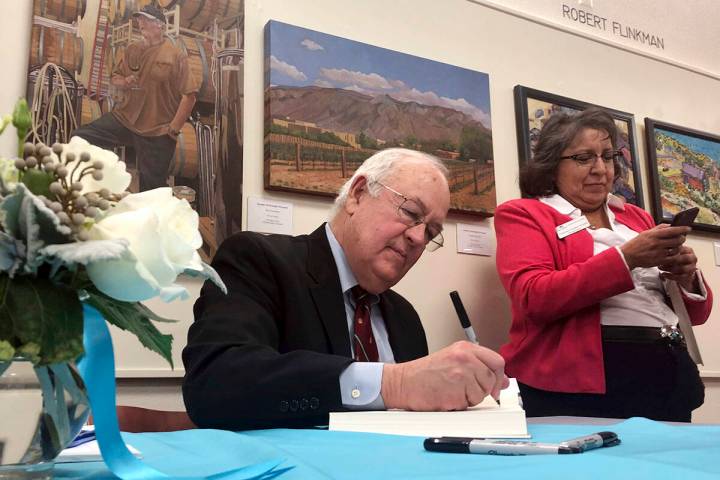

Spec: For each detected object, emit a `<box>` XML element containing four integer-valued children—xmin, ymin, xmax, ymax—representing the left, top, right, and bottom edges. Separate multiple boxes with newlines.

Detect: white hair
<box><xmin>328</xmin><ymin>148</ymin><xmax>448</xmax><ymax>220</ymax></box>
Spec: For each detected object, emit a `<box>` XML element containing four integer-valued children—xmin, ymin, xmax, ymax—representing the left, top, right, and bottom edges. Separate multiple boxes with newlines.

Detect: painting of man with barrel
<box><xmin>72</xmin><ymin>4</ymin><xmax>198</xmax><ymax>191</ymax></box>
<box><xmin>27</xmin><ymin>0</ymin><xmax>245</xmax><ymax>261</ymax></box>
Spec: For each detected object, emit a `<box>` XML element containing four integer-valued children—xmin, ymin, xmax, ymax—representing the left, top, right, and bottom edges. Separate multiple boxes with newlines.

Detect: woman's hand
<box><xmin>620</xmin><ymin>224</ymin><xmax>690</xmax><ymax>270</ymax></box>
<box><xmin>660</xmin><ymin>245</ymin><xmax>700</xmax><ymax>292</ymax></box>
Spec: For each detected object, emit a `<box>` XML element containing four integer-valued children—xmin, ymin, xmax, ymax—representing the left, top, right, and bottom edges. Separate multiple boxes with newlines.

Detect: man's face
<box><xmin>136</xmin><ymin>15</ymin><xmax>163</xmax><ymax>39</ymax></box>
<box><xmin>340</xmin><ymin>162</ymin><xmax>450</xmax><ymax>294</ymax></box>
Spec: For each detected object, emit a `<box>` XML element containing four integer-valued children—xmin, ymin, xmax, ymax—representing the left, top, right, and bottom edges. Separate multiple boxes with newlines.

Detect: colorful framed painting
<box><xmin>513</xmin><ymin>85</ymin><xmax>643</xmax><ymax>208</ymax></box>
<box><xmin>264</xmin><ymin>20</ymin><xmax>496</xmax><ymax>216</ymax></box>
<box><xmin>645</xmin><ymin>119</ymin><xmax>720</xmax><ymax>232</ymax></box>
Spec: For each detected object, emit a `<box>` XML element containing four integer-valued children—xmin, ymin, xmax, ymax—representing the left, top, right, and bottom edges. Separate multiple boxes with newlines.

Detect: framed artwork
<box><xmin>264</xmin><ymin>20</ymin><xmax>496</xmax><ymax>216</ymax></box>
<box><xmin>645</xmin><ymin>119</ymin><xmax>720</xmax><ymax>232</ymax></box>
<box><xmin>513</xmin><ymin>86</ymin><xmax>643</xmax><ymax>208</ymax></box>
<box><xmin>26</xmin><ymin>0</ymin><xmax>246</xmax><ymax>261</ymax></box>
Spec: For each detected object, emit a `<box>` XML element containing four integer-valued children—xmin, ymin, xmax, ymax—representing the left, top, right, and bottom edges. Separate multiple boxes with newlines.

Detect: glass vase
<box><xmin>0</xmin><ymin>357</ymin><xmax>90</xmax><ymax>479</ymax></box>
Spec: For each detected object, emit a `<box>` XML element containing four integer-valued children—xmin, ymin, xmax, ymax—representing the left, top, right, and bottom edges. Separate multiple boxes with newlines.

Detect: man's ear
<box><xmin>345</xmin><ymin>176</ymin><xmax>369</xmax><ymax>214</ymax></box>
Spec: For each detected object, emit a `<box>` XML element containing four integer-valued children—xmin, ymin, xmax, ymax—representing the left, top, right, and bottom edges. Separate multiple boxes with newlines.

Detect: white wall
<box><xmin>484</xmin><ymin>0</ymin><xmax>720</xmax><ymax>78</ymax></box>
<box><xmin>3</xmin><ymin>0</ymin><xmax>719</xmax><ymax>422</ymax></box>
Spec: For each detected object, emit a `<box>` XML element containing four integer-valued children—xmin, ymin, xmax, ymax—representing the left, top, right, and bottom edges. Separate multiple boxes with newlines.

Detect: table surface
<box><xmin>55</xmin><ymin>417</ymin><xmax>720</xmax><ymax>480</ymax></box>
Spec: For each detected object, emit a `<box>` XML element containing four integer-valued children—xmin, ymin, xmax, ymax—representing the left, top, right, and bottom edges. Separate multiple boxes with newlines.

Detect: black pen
<box><xmin>449</xmin><ymin>291</ymin><xmax>477</xmax><ymax>344</ymax></box>
<box><xmin>424</xmin><ymin>432</ymin><xmax>620</xmax><ymax>456</ymax></box>
<box><xmin>450</xmin><ymin>290</ymin><xmax>501</xmax><ymax>404</ymax></box>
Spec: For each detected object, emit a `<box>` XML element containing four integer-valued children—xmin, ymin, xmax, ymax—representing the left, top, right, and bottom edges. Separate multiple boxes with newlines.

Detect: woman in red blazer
<box><xmin>495</xmin><ymin>108</ymin><xmax>712</xmax><ymax>422</ymax></box>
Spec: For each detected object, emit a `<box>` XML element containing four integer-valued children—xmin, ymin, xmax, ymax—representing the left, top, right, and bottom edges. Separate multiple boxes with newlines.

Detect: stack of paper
<box><xmin>57</xmin><ymin>440</ymin><xmax>142</xmax><ymax>463</ymax></box>
<box><xmin>329</xmin><ymin>379</ymin><xmax>528</xmax><ymax>438</ymax></box>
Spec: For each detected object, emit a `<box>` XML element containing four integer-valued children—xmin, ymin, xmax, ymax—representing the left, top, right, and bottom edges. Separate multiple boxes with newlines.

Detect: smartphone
<box><xmin>670</xmin><ymin>207</ymin><xmax>699</xmax><ymax>227</ymax></box>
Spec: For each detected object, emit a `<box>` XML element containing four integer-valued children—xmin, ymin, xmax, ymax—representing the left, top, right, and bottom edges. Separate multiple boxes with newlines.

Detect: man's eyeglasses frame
<box><xmin>373</xmin><ymin>181</ymin><xmax>444</xmax><ymax>251</ymax></box>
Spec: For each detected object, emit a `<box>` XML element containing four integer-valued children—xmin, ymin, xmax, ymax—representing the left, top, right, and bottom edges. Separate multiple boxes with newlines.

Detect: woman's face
<box><xmin>555</xmin><ymin>128</ymin><xmax>615</xmax><ymax>212</ymax></box>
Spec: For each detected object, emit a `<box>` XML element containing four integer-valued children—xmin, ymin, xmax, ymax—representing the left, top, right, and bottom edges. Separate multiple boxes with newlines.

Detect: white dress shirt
<box><xmin>540</xmin><ymin>194</ymin><xmax>706</xmax><ymax>327</ymax></box>
<box><xmin>325</xmin><ymin>224</ymin><xmax>392</xmax><ymax>409</ymax></box>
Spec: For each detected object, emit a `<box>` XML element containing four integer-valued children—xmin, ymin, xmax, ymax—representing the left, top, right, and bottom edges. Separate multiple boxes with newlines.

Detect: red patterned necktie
<box><xmin>351</xmin><ymin>286</ymin><xmax>379</xmax><ymax>362</ymax></box>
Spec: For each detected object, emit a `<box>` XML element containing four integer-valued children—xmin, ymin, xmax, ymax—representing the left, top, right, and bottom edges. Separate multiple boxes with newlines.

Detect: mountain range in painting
<box><xmin>267</xmin><ymin>85</ymin><xmax>489</xmax><ymax>145</ymax></box>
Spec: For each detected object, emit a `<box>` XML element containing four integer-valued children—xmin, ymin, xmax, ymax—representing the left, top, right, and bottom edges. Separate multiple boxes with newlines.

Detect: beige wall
<box><xmin>2</xmin><ymin>0</ymin><xmax>719</xmax><ymax>422</ymax></box>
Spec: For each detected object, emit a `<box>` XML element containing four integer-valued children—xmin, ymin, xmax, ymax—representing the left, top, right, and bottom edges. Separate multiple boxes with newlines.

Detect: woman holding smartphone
<box><xmin>494</xmin><ymin>108</ymin><xmax>712</xmax><ymax>422</ymax></box>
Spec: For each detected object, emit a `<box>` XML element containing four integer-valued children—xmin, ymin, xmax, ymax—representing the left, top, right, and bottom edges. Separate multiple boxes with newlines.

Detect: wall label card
<box><xmin>247</xmin><ymin>197</ymin><xmax>293</xmax><ymax>235</ymax></box>
<box><xmin>456</xmin><ymin>222</ymin><xmax>492</xmax><ymax>256</ymax></box>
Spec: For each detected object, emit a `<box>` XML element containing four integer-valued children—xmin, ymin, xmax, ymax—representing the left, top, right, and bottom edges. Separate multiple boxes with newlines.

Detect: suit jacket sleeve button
<box><xmin>300</xmin><ymin>398</ymin><xmax>309</xmax><ymax>410</ymax></box>
<box><xmin>310</xmin><ymin>397</ymin><xmax>319</xmax><ymax>409</ymax></box>
<box><xmin>279</xmin><ymin>400</ymin><xmax>289</xmax><ymax>412</ymax></box>
<box><xmin>290</xmin><ymin>399</ymin><xmax>299</xmax><ymax>412</ymax></box>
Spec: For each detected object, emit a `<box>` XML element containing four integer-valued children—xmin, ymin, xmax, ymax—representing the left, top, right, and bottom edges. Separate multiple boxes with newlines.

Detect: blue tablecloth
<box><xmin>55</xmin><ymin>417</ymin><xmax>720</xmax><ymax>479</ymax></box>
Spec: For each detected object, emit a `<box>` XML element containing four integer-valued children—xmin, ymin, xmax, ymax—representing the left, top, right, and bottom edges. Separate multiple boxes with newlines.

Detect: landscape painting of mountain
<box><xmin>263</xmin><ymin>21</ymin><xmax>495</xmax><ymax>215</ymax></box>
<box><xmin>645</xmin><ymin>118</ymin><xmax>720</xmax><ymax>232</ymax></box>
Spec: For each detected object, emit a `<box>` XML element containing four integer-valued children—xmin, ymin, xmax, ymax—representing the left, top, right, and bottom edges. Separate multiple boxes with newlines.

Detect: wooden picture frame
<box><xmin>513</xmin><ymin>85</ymin><xmax>643</xmax><ymax>208</ymax></box>
<box><xmin>264</xmin><ymin>20</ymin><xmax>497</xmax><ymax>216</ymax></box>
<box><xmin>645</xmin><ymin>118</ymin><xmax>720</xmax><ymax>232</ymax></box>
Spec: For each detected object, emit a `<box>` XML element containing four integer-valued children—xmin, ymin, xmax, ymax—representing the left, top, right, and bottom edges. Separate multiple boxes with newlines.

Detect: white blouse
<box><xmin>541</xmin><ymin>194</ymin><xmax>706</xmax><ymax>328</ymax></box>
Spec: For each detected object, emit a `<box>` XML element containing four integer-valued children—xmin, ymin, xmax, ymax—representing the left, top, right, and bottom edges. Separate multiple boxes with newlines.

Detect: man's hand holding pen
<box><xmin>381</xmin><ymin>341</ymin><xmax>508</xmax><ymax>411</ymax></box>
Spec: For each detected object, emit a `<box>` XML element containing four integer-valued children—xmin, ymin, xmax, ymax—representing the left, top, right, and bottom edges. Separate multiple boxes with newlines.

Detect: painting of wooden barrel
<box><xmin>33</xmin><ymin>0</ymin><xmax>87</xmax><ymax>23</ymax></box>
<box><xmin>107</xmin><ymin>0</ymin><xmax>118</xmax><ymax>24</ymax></box>
<box><xmin>107</xmin><ymin>0</ymin><xmax>127</xmax><ymax>25</ymax></box>
<box><xmin>157</xmin><ymin>0</ymin><xmax>243</xmax><ymax>32</ymax></box>
<box><xmin>169</xmin><ymin>122</ymin><xmax>199</xmax><ymax>178</ymax></box>
<box><xmin>79</xmin><ymin>96</ymin><xmax>110</xmax><ymax>126</ymax></box>
<box><xmin>29</xmin><ymin>25</ymin><xmax>84</xmax><ymax>72</ymax></box>
<box><xmin>109</xmin><ymin>0</ymin><xmax>154</xmax><ymax>25</ymax></box>
<box><xmin>210</xmin><ymin>0</ymin><xmax>243</xmax><ymax>23</ymax></box>
<box><xmin>173</xmin><ymin>36</ymin><xmax>215</xmax><ymax>104</ymax></box>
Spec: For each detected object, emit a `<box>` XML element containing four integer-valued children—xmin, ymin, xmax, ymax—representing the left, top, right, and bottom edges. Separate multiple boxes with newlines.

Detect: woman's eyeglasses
<box><xmin>559</xmin><ymin>150</ymin><xmax>622</xmax><ymax>167</ymax></box>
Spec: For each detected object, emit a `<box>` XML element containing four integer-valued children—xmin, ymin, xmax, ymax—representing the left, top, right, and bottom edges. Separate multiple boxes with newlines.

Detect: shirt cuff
<box><xmin>339</xmin><ymin>362</ymin><xmax>385</xmax><ymax>410</ymax></box>
<box><xmin>614</xmin><ymin>246</ymin><xmax>631</xmax><ymax>272</ymax></box>
<box><xmin>680</xmin><ymin>270</ymin><xmax>707</xmax><ymax>301</ymax></box>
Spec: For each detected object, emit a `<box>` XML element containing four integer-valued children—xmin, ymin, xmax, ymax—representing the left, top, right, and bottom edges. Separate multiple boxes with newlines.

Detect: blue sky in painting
<box><xmin>659</xmin><ymin>128</ymin><xmax>720</xmax><ymax>164</ymax></box>
<box><xmin>266</xmin><ymin>21</ymin><xmax>492</xmax><ymax>128</ymax></box>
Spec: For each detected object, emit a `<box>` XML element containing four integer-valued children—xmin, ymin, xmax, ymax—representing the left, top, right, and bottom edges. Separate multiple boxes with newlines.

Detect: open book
<box><xmin>329</xmin><ymin>379</ymin><xmax>528</xmax><ymax>438</ymax></box>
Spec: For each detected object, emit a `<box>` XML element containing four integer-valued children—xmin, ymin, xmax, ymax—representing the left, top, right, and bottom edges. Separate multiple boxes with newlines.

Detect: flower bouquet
<box><xmin>0</xmin><ymin>99</ymin><xmax>225</xmax><ymax>475</ymax></box>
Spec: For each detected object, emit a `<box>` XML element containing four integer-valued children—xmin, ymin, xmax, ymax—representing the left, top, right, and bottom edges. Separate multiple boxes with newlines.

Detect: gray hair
<box><xmin>519</xmin><ymin>107</ymin><xmax>619</xmax><ymax>198</ymax></box>
<box><xmin>329</xmin><ymin>148</ymin><xmax>448</xmax><ymax>219</ymax></box>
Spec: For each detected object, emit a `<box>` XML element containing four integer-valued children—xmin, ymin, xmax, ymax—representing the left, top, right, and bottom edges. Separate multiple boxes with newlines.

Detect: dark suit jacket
<box><xmin>182</xmin><ymin>224</ymin><xmax>428</xmax><ymax>430</ymax></box>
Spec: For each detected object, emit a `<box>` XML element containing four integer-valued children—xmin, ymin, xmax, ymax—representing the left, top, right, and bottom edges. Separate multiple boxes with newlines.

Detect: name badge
<box><xmin>556</xmin><ymin>216</ymin><xmax>591</xmax><ymax>239</ymax></box>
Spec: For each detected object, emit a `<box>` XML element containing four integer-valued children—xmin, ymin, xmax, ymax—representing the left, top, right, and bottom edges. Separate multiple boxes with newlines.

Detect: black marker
<box><xmin>424</xmin><ymin>437</ymin><xmax>581</xmax><ymax>455</ymax></box>
<box><xmin>424</xmin><ymin>432</ymin><xmax>620</xmax><ymax>456</ymax></box>
<box><xmin>560</xmin><ymin>431</ymin><xmax>621</xmax><ymax>451</ymax></box>
<box><xmin>449</xmin><ymin>291</ymin><xmax>477</xmax><ymax>344</ymax></box>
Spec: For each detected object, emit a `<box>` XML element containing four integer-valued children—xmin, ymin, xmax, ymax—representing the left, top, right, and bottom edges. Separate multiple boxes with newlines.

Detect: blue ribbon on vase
<box><xmin>76</xmin><ymin>304</ymin><xmax>284</xmax><ymax>479</ymax></box>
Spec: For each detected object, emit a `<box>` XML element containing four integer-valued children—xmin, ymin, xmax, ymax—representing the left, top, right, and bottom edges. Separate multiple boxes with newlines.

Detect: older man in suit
<box><xmin>182</xmin><ymin>148</ymin><xmax>507</xmax><ymax>430</ymax></box>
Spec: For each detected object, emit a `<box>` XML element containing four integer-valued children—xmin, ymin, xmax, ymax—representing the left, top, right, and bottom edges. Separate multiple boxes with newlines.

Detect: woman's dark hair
<box><xmin>519</xmin><ymin>107</ymin><xmax>619</xmax><ymax>198</ymax></box>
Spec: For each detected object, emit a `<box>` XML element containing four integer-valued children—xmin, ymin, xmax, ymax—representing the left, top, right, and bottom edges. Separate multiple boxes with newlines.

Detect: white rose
<box><xmin>0</xmin><ymin>157</ymin><xmax>19</xmax><ymax>191</ymax></box>
<box><xmin>86</xmin><ymin>187</ymin><xmax>204</xmax><ymax>302</ymax></box>
<box><xmin>56</xmin><ymin>136</ymin><xmax>132</xmax><ymax>194</ymax></box>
